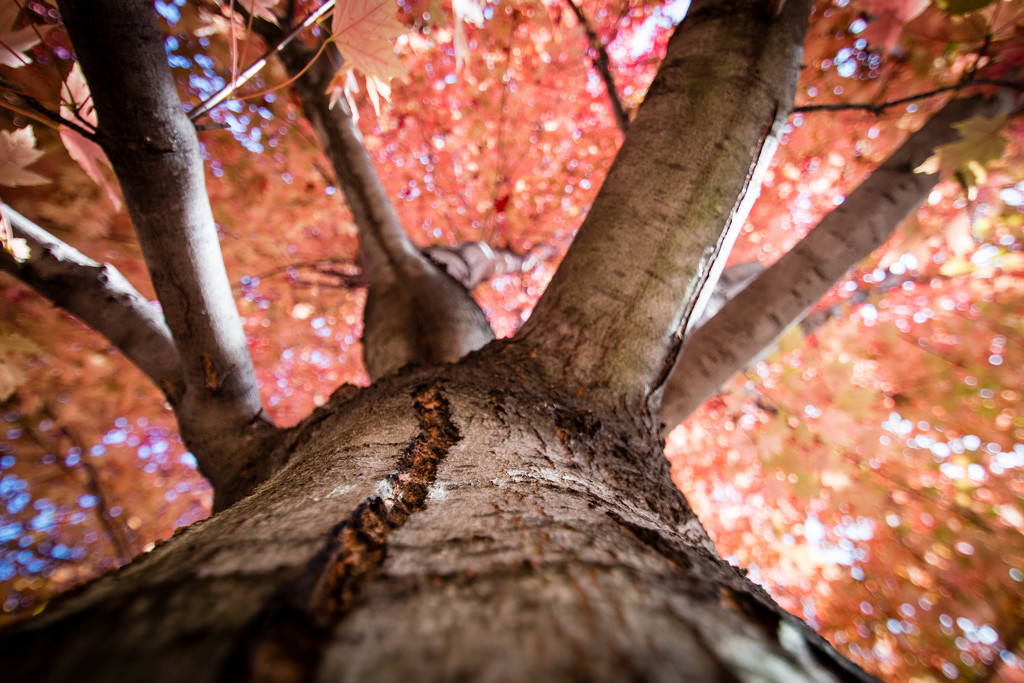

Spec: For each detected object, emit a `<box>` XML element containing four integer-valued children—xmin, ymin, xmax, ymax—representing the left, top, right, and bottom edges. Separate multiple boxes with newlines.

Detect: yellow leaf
<box><xmin>915</xmin><ymin>113</ymin><xmax>1009</xmax><ymax>193</ymax></box>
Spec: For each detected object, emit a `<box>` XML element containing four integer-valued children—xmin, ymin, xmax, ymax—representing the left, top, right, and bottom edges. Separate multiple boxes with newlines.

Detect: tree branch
<box><xmin>424</xmin><ymin>241</ymin><xmax>552</xmax><ymax>290</ymax></box>
<box><xmin>659</xmin><ymin>90</ymin><xmax>1019</xmax><ymax>432</ymax></box>
<box><xmin>0</xmin><ymin>206</ymin><xmax>184</xmax><ymax>401</ymax></box>
<box><xmin>794</xmin><ymin>78</ymin><xmax>1023</xmax><ymax>115</ymax></box>
<box><xmin>187</xmin><ymin>0</ymin><xmax>337</xmax><ymax>122</ymax></box>
<box><xmin>564</xmin><ymin>0</ymin><xmax>629</xmax><ymax>134</ymax></box>
<box><xmin>56</xmin><ymin>0</ymin><xmax>276</xmax><ymax>509</ymax></box>
<box><xmin>246</xmin><ymin>14</ymin><xmax>494</xmax><ymax>381</ymax></box>
<box><xmin>514</xmin><ymin>0</ymin><xmax>812</xmax><ymax>414</ymax></box>
<box><xmin>0</xmin><ymin>75</ymin><xmax>101</xmax><ymax>142</ymax></box>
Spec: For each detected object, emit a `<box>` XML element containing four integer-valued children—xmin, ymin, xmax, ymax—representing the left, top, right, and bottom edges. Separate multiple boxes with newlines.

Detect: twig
<box><xmin>0</xmin><ymin>75</ymin><xmax>99</xmax><ymax>140</ymax></box>
<box><xmin>564</xmin><ymin>0</ymin><xmax>629</xmax><ymax>134</ymax></box>
<box><xmin>189</xmin><ymin>0</ymin><xmax>336</xmax><ymax>122</ymax></box>
<box><xmin>239</xmin><ymin>257</ymin><xmax>365</xmax><ymax>288</ymax></box>
<box><xmin>794</xmin><ymin>79</ymin><xmax>1023</xmax><ymax>115</ymax></box>
<box><xmin>18</xmin><ymin>403</ymin><xmax>134</xmax><ymax>561</ymax></box>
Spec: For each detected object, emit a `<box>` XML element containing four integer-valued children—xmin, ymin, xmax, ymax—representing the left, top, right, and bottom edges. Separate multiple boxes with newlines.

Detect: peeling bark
<box><xmin>659</xmin><ymin>92</ymin><xmax>1018</xmax><ymax>432</ymax></box>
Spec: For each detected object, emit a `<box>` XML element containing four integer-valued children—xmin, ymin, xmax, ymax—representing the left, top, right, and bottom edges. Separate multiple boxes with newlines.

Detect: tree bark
<box><xmin>658</xmin><ymin>91</ymin><xmax>1018</xmax><ymax>432</ymax></box>
<box><xmin>56</xmin><ymin>0</ymin><xmax>275</xmax><ymax>508</ymax></box>
<box><xmin>249</xmin><ymin>16</ymin><xmax>494</xmax><ymax>382</ymax></box>
<box><xmin>0</xmin><ymin>206</ymin><xmax>183</xmax><ymax>400</ymax></box>
<box><xmin>516</xmin><ymin>0</ymin><xmax>811</xmax><ymax>413</ymax></box>
<box><xmin>0</xmin><ymin>347</ymin><xmax>875</xmax><ymax>683</ymax></box>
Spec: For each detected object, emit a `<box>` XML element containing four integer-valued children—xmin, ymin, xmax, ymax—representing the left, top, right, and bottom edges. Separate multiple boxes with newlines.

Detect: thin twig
<box><xmin>794</xmin><ymin>78</ymin><xmax>1023</xmax><ymax>115</ymax></box>
<box><xmin>0</xmin><ymin>75</ymin><xmax>99</xmax><ymax>140</ymax></box>
<box><xmin>189</xmin><ymin>0</ymin><xmax>336</xmax><ymax>122</ymax></box>
<box><xmin>564</xmin><ymin>0</ymin><xmax>629</xmax><ymax>134</ymax></box>
<box><xmin>18</xmin><ymin>403</ymin><xmax>134</xmax><ymax>561</ymax></box>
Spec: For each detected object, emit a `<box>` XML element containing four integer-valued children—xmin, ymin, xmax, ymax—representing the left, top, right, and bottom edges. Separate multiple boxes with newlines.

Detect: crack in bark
<box><xmin>222</xmin><ymin>382</ymin><xmax>459</xmax><ymax>683</ymax></box>
<box><xmin>604</xmin><ymin>511</ymin><xmax>694</xmax><ymax>574</ymax></box>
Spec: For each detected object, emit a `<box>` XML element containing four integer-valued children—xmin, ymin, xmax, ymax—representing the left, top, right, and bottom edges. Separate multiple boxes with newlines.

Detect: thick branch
<box><xmin>0</xmin><ymin>206</ymin><xmax>184</xmax><ymax>400</ymax></box>
<box><xmin>515</xmin><ymin>0</ymin><xmax>811</xmax><ymax>412</ymax></box>
<box><xmin>565</xmin><ymin>0</ymin><xmax>629</xmax><ymax>134</ymax></box>
<box><xmin>249</xmin><ymin>18</ymin><xmax>493</xmax><ymax>380</ymax></box>
<box><xmin>659</xmin><ymin>92</ymin><xmax>1018</xmax><ymax>431</ymax></box>
<box><xmin>57</xmin><ymin>0</ymin><xmax>275</xmax><ymax>508</ymax></box>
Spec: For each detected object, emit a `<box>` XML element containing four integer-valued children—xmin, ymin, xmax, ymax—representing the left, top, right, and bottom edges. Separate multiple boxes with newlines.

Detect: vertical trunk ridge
<box><xmin>224</xmin><ymin>383</ymin><xmax>460</xmax><ymax>683</ymax></box>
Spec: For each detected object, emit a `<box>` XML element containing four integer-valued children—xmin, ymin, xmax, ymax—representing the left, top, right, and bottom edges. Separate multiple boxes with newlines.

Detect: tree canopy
<box><xmin>0</xmin><ymin>0</ymin><xmax>1023</xmax><ymax>680</ymax></box>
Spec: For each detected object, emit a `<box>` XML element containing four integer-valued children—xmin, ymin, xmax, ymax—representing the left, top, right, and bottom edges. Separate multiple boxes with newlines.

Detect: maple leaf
<box><xmin>325</xmin><ymin>48</ymin><xmax>394</xmax><ymax>117</ymax></box>
<box><xmin>59</xmin><ymin>63</ymin><xmax>122</xmax><ymax>210</ymax></box>
<box><xmin>331</xmin><ymin>0</ymin><xmax>407</xmax><ymax>85</ymax></box>
<box><xmin>916</xmin><ymin>113</ymin><xmax>1008</xmax><ymax>192</ymax></box>
<box><xmin>0</xmin><ymin>202</ymin><xmax>30</xmax><ymax>262</ymax></box>
<box><xmin>0</xmin><ymin>3</ymin><xmax>48</xmax><ymax>68</ymax></box>
<box><xmin>0</xmin><ymin>126</ymin><xmax>48</xmax><ymax>187</ymax></box>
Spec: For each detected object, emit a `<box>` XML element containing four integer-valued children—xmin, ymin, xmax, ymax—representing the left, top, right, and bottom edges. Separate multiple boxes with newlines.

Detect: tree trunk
<box><xmin>0</xmin><ymin>346</ymin><xmax>873</xmax><ymax>683</ymax></box>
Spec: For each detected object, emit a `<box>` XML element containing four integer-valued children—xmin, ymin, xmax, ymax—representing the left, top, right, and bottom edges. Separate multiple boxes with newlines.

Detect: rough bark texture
<box><xmin>0</xmin><ymin>206</ymin><xmax>183</xmax><ymax>399</ymax></box>
<box><xmin>517</xmin><ymin>0</ymin><xmax>810</xmax><ymax>411</ymax></box>
<box><xmin>258</xmin><ymin>22</ymin><xmax>494</xmax><ymax>382</ymax></box>
<box><xmin>659</xmin><ymin>92</ymin><xmax>1018</xmax><ymax>431</ymax></box>
<box><xmin>0</xmin><ymin>346</ymin><xmax>875</xmax><ymax>683</ymax></box>
<box><xmin>56</xmin><ymin>0</ymin><xmax>273</xmax><ymax>507</ymax></box>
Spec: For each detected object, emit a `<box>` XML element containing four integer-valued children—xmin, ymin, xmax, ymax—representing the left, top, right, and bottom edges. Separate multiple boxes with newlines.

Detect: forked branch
<box><xmin>246</xmin><ymin>11</ymin><xmax>494</xmax><ymax>381</ymax></box>
<box><xmin>57</xmin><ymin>0</ymin><xmax>275</xmax><ymax>509</ymax></box>
<box><xmin>659</xmin><ymin>90</ymin><xmax>1020</xmax><ymax>432</ymax></box>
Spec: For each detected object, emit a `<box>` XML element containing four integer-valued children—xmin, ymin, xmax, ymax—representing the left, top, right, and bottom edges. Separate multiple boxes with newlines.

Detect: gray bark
<box><xmin>658</xmin><ymin>91</ymin><xmax>1018</xmax><ymax>431</ymax></box>
<box><xmin>0</xmin><ymin>349</ymin><xmax>875</xmax><ymax>683</ymax></box>
<box><xmin>249</xmin><ymin>16</ymin><xmax>494</xmax><ymax>382</ymax></box>
<box><xmin>56</xmin><ymin>0</ymin><xmax>276</xmax><ymax>509</ymax></box>
<box><xmin>0</xmin><ymin>206</ymin><xmax>183</xmax><ymax>400</ymax></box>
<box><xmin>515</xmin><ymin>0</ymin><xmax>811</xmax><ymax>413</ymax></box>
